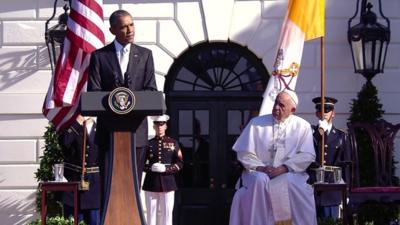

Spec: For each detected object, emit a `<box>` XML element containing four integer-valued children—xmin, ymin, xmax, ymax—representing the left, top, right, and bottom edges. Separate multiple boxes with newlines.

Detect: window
<box><xmin>165</xmin><ymin>41</ymin><xmax>269</xmax><ymax>94</ymax></box>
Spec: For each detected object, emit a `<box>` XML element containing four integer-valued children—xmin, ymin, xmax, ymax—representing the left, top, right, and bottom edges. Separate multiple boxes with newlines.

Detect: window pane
<box><xmin>194</xmin><ymin>110</ymin><xmax>209</xmax><ymax>135</ymax></box>
<box><xmin>227</xmin><ymin>110</ymin><xmax>242</xmax><ymax>135</ymax></box>
<box><xmin>169</xmin><ymin>42</ymin><xmax>268</xmax><ymax>93</ymax></box>
<box><xmin>179</xmin><ymin>110</ymin><xmax>193</xmax><ymax>134</ymax></box>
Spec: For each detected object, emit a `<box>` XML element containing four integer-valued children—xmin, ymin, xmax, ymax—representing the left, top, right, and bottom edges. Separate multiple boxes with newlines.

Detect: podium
<box><xmin>81</xmin><ymin>89</ymin><xmax>166</xmax><ymax>225</ymax></box>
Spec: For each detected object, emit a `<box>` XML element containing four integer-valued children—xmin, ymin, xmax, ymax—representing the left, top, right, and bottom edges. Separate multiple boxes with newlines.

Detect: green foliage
<box><xmin>28</xmin><ymin>216</ymin><xmax>87</xmax><ymax>225</ymax></box>
<box><xmin>317</xmin><ymin>217</ymin><xmax>343</xmax><ymax>225</ymax></box>
<box><xmin>35</xmin><ymin>124</ymin><xmax>64</xmax><ymax>182</ymax></box>
<box><xmin>348</xmin><ymin>80</ymin><xmax>399</xmax><ymax>223</ymax></box>
<box><xmin>348</xmin><ymin>80</ymin><xmax>384</xmax><ymax>124</ymax></box>
<box><xmin>357</xmin><ymin>202</ymin><xmax>399</xmax><ymax>225</ymax></box>
<box><xmin>34</xmin><ymin>123</ymin><xmax>65</xmax><ymax>214</ymax></box>
<box><xmin>348</xmin><ymin>80</ymin><xmax>399</xmax><ymax>186</ymax></box>
<box><xmin>348</xmin><ymin>80</ymin><xmax>384</xmax><ymax>186</ymax></box>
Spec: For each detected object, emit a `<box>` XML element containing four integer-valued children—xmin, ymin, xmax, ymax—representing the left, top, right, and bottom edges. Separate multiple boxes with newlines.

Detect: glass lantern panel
<box><xmin>351</xmin><ymin>39</ymin><xmax>363</xmax><ymax>70</ymax></box>
<box><xmin>364</xmin><ymin>41</ymin><xmax>373</xmax><ymax>69</ymax></box>
<box><xmin>374</xmin><ymin>41</ymin><xmax>382</xmax><ymax>70</ymax></box>
<box><xmin>380</xmin><ymin>41</ymin><xmax>388</xmax><ymax>71</ymax></box>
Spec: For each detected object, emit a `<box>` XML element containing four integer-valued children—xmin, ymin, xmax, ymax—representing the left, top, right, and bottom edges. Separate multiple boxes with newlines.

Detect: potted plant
<box><xmin>34</xmin><ymin>123</ymin><xmax>64</xmax><ymax>216</ymax></box>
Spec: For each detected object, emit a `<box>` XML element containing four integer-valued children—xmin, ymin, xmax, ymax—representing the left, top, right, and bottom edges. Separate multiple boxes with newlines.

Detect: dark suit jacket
<box><xmin>87</xmin><ymin>42</ymin><xmax>157</xmax><ymax>147</ymax></box>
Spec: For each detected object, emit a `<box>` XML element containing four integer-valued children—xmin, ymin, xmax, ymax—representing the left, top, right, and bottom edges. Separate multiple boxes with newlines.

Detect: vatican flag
<box><xmin>259</xmin><ymin>0</ymin><xmax>325</xmax><ymax>115</ymax></box>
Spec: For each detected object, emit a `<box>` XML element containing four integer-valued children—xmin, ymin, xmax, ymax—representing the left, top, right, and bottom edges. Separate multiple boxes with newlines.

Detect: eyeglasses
<box><xmin>316</xmin><ymin>105</ymin><xmax>334</xmax><ymax>113</ymax></box>
<box><xmin>153</xmin><ymin>121</ymin><xmax>167</xmax><ymax>126</ymax></box>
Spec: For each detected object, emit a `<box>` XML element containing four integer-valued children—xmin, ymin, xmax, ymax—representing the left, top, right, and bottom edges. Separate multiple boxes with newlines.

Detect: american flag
<box><xmin>43</xmin><ymin>0</ymin><xmax>105</xmax><ymax>131</ymax></box>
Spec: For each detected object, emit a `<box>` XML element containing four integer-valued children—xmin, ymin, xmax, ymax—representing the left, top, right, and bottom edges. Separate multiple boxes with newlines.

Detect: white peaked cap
<box><xmin>151</xmin><ymin>114</ymin><xmax>170</xmax><ymax>122</ymax></box>
<box><xmin>282</xmin><ymin>89</ymin><xmax>298</xmax><ymax>107</ymax></box>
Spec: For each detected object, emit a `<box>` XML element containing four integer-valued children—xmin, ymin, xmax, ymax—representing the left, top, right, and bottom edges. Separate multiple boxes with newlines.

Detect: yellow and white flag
<box><xmin>259</xmin><ymin>0</ymin><xmax>325</xmax><ymax>115</ymax></box>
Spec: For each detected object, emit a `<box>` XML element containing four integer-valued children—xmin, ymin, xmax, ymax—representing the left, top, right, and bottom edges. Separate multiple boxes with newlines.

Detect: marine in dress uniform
<box><xmin>143</xmin><ymin>114</ymin><xmax>183</xmax><ymax>225</ymax></box>
<box><xmin>60</xmin><ymin>115</ymin><xmax>101</xmax><ymax>225</ymax></box>
<box><xmin>309</xmin><ymin>97</ymin><xmax>351</xmax><ymax>219</ymax></box>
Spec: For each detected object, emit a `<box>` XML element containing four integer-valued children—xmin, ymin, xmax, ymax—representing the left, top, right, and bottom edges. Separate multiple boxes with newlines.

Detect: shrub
<box><xmin>34</xmin><ymin>123</ymin><xmax>64</xmax><ymax>214</ymax></box>
<box><xmin>28</xmin><ymin>216</ymin><xmax>87</xmax><ymax>225</ymax></box>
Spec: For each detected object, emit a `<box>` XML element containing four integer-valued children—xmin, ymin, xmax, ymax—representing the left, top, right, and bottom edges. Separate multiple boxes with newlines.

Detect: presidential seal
<box><xmin>108</xmin><ymin>87</ymin><xmax>136</xmax><ymax>115</ymax></box>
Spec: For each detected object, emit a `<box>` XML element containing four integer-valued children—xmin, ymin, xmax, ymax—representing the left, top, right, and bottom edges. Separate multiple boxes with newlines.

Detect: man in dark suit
<box><xmin>87</xmin><ymin>9</ymin><xmax>157</xmax><ymax>189</ymax></box>
<box><xmin>88</xmin><ymin>10</ymin><xmax>157</xmax><ymax>211</ymax></box>
<box><xmin>310</xmin><ymin>97</ymin><xmax>351</xmax><ymax>219</ymax></box>
<box><xmin>60</xmin><ymin>115</ymin><xmax>101</xmax><ymax>225</ymax></box>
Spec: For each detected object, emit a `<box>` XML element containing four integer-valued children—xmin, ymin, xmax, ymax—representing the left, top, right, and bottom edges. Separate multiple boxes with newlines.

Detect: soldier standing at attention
<box><xmin>311</xmin><ymin>97</ymin><xmax>351</xmax><ymax>219</ymax></box>
<box><xmin>143</xmin><ymin>114</ymin><xmax>183</xmax><ymax>225</ymax></box>
<box><xmin>60</xmin><ymin>114</ymin><xmax>101</xmax><ymax>225</ymax></box>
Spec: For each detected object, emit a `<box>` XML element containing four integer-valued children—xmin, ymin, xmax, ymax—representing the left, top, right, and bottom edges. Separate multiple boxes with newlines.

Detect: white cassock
<box><xmin>229</xmin><ymin>114</ymin><xmax>317</xmax><ymax>225</ymax></box>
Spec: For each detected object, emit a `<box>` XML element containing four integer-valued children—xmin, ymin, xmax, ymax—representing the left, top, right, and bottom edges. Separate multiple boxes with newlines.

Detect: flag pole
<box><xmin>319</xmin><ymin>36</ymin><xmax>326</xmax><ymax>166</ymax></box>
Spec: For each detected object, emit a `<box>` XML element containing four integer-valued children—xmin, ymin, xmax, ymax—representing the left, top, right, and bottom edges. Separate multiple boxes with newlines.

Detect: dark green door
<box><xmin>163</xmin><ymin>41</ymin><xmax>269</xmax><ymax>225</ymax></box>
<box><xmin>169</xmin><ymin>99</ymin><xmax>261</xmax><ymax>225</ymax></box>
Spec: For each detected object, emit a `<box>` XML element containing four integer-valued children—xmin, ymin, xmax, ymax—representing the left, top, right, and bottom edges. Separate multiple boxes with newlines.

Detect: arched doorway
<box><xmin>164</xmin><ymin>41</ymin><xmax>269</xmax><ymax>225</ymax></box>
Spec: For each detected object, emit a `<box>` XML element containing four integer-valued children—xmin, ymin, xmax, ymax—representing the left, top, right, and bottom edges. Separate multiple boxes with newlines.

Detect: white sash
<box><xmin>269</xmin><ymin>174</ymin><xmax>292</xmax><ymax>225</ymax></box>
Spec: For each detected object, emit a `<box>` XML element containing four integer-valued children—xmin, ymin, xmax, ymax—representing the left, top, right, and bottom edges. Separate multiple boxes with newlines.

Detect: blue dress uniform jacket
<box><xmin>142</xmin><ymin>136</ymin><xmax>183</xmax><ymax>192</ymax></box>
<box><xmin>311</xmin><ymin>125</ymin><xmax>351</xmax><ymax>206</ymax></box>
<box><xmin>60</xmin><ymin>121</ymin><xmax>101</xmax><ymax>210</ymax></box>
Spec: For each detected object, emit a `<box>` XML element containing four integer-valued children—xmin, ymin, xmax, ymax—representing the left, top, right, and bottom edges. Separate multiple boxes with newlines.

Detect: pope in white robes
<box><xmin>229</xmin><ymin>90</ymin><xmax>317</xmax><ymax>225</ymax></box>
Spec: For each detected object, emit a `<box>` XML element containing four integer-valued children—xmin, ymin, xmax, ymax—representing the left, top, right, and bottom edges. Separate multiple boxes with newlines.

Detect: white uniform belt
<box><xmin>64</xmin><ymin>163</ymin><xmax>99</xmax><ymax>173</ymax></box>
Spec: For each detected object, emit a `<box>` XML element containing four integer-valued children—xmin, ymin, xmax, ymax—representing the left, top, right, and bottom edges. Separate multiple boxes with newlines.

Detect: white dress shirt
<box><xmin>114</xmin><ymin>40</ymin><xmax>131</xmax><ymax>78</ymax></box>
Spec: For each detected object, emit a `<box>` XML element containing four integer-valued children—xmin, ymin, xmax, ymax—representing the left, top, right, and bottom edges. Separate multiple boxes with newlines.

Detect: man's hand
<box><xmin>255</xmin><ymin>165</ymin><xmax>288</xmax><ymax>178</ymax></box>
<box><xmin>318</xmin><ymin>120</ymin><xmax>329</xmax><ymax>132</ymax></box>
<box><xmin>151</xmin><ymin>163</ymin><xmax>166</xmax><ymax>173</ymax></box>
